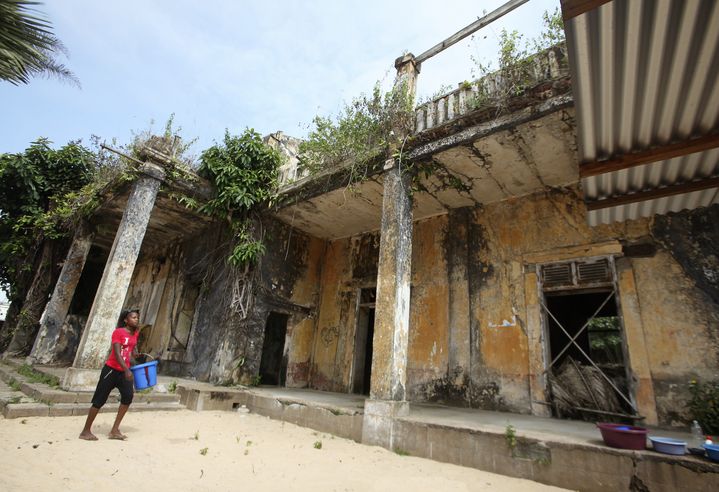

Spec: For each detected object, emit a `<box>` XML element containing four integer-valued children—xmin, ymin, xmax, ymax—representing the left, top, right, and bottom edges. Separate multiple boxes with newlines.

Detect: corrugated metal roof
<box><xmin>587</xmin><ymin>187</ymin><xmax>719</xmax><ymax>226</ymax></box>
<box><xmin>564</xmin><ymin>0</ymin><xmax>719</xmax><ymax>224</ymax></box>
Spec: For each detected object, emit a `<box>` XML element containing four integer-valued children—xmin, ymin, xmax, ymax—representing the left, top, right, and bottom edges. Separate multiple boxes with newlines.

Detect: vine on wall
<box><xmin>196</xmin><ymin>128</ymin><xmax>281</xmax><ymax>267</ymax></box>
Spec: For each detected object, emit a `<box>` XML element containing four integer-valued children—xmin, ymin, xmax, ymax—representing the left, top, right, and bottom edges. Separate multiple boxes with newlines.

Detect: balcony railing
<box><xmin>413</xmin><ymin>43</ymin><xmax>568</xmax><ymax>134</ymax></box>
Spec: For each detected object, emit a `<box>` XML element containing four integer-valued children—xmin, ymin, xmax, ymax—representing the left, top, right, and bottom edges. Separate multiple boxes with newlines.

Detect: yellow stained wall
<box><xmin>292</xmin><ymin>187</ymin><xmax>715</xmax><ymax>426</ymax></box>
<box><xmin>460</xmin><ymin>188</ymin><xmax>716</xmax><ymax>423</ymax></box>
<box><xmin>285</xmin><ymin>234</ymin><xmax>326</xmax><ymax>387</ymax></box>
<box><xmin>469</xmin><ymin>189</ymin><xmax>646</xmax><ymax>412</ymax></box>
<box><xmin>407</xmin><ymin>216</ymin><xmax>450</xmax><ymax>388</ymax></box>
<box><xmin>310</xmin><ymin>238</ymin><xmax>355</xmax><ymax>391</ymax></box>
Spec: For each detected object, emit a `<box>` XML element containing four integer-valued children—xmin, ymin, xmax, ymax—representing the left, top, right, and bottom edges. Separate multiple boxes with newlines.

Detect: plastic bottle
<box><xmin>706</xmin><ymin>435</ymin><xmax>714</xmax><ymax>446</ymax></box>
<box><xmin>690</xmin><ymin>420</ymin><xmax>704</xmax><ymax>448</ymax></box>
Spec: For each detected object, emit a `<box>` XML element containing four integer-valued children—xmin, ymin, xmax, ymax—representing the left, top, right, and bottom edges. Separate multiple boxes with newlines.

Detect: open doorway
<box><xmin>351</xmin><ymin>288</ymin><xmax>376</xmax><ymax>395</ymax></box>
<box><xmin>259</xmin><ymin>312</ymin><xmax>289</xmax><ymax>386</ymax></box>
<box><xmin>54</xmin><ymin>246</ymin><xmax>108</xmax><ymax>364</ymax></box>
<box><xmin>540</xmin><ymin>258</ymin><xmax>637</xmax><ymax>422</ymax></box>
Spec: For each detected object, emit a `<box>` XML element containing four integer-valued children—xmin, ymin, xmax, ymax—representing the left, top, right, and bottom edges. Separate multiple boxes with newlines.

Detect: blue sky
<box><xmin>0</xmin><ymin>0</ymin><xmax>560</xmax><ymax>157</ymax></box>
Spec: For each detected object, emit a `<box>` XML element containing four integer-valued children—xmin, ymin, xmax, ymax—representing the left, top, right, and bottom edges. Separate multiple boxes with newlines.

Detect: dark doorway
<box><xmin>54</xmin><ymin>246</ymin><xmax>108</xmax><ymax>364</ymax></box>
<box><xmin>544</xmin><ymin>289</ymin><xmax>633</xmax><ymax>419</ymax></box>
<box><xmin>68</xmin><ymin>246</ymin><xmax>107</xmax><ymax>317</ymax></box>
<box><xmin>546</xmin><ymin>291</ymin><xmax>626</xmax><ymax>367</ymax></box>
<box><xmin>259</xmin><ymin>312</ymin><xmax>289</xmax><ymax>386</ymax></box>
<box><xmin>352</xmin><ymin>306</ymin><xmax>375</xmax><ymax>395</ymax></box>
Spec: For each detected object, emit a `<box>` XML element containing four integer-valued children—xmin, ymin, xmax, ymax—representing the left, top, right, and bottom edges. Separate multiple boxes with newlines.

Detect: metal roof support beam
<box><xmin>579</xmin><ymin>133</ymin><xmax>719</xmax><ymax>178</ymax></box>
<box><xmin>586</xmin><ymin>176</ymin><xmax>719</xmax><ymax>211</ymax></box>
<box><xmin>415</xmin><ymin>0</ymin><xmax>529</xmax><ymax>65</ymax></box>
<box><xmin>560</xmin><ymin>0</ymin><xmax>613</xmax><ymax>21</ymax></box>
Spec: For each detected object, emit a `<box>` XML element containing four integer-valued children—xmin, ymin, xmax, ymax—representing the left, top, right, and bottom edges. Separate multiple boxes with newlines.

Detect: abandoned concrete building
<box><xmin>2</xmin><ymin>0</ymin><xmax>718</xmax><ymax>490</ymax></box>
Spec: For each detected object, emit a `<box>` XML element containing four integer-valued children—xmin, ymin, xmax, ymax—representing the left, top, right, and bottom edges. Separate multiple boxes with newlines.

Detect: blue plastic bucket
<box><xmin>130</xmin><ymin>360</ymin><xmax>158</xmax><ymax>390</ymax></box>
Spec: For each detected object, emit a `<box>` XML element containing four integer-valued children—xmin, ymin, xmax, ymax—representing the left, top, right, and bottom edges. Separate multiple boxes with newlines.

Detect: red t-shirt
<box><xmin>106</xmin><ymin>327</ymin><xmax>139</xmax><ymax>371</ymax></box>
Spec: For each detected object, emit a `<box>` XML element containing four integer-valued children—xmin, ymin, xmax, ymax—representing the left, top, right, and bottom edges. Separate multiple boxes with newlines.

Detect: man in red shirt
<box><xmin>79</xmin><ymin>309</ymin><xmax>141</xmax><ymax>441</ymax></box>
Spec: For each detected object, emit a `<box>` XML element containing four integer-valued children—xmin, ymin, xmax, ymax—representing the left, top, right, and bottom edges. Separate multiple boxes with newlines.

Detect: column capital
<box><xmin>138</xmin><ymin>161</ymin><xmax>166</xmax><ymax>182</ymax></box>
<box><xmin>394</xmin><ymin>53</ymin><xmax>421</xmax><ymax>75</ymax></box>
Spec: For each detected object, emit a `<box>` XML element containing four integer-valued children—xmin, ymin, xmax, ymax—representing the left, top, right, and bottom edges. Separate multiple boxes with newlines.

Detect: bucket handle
<box><xmin>137</xmin><ymin>352</ymin><xmax>155</xmax><ymax>361</ymax></box>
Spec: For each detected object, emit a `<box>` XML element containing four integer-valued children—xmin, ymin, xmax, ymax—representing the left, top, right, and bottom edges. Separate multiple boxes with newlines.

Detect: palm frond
<box><xmin>0</xmin><ymin>0</ymin><xmax>79</xmax><ymax>86</ymax></box>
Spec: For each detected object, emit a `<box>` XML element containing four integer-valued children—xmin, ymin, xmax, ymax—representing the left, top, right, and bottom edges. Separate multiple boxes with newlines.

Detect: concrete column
<box><xmin>368</xmin><ymin>165</ymin><xmax>413</xmax><ymax>402</ymax></box>
<box><xmin>392</xmin><ymin>53</ymin><xmax>420</xmax><ymax>102</ymax></box>
<box><xmin>63</xmin><ymin>163</ymin><xmax>164</xmax><ymax>390</ymax></box>
<box><xmin>362</xmin><ymin>53</ymin><xmax>419</xmax><ymax>448</ymax></box>
<box><xmin>362</xmin><ymin>164</ymin><xmax>413</xmax><ymax>447</ymax></box>
<box><xmin>28</xmin><ymin>222</ymin><xmax>94</xmax><ymax>364</ymax></box>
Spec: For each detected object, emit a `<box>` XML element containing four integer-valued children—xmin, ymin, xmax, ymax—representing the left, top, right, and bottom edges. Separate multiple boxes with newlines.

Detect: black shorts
<box><xmin>91</xmin><ymin>365</ymin><xmax>134</xmax><ymax>408</ymax></box>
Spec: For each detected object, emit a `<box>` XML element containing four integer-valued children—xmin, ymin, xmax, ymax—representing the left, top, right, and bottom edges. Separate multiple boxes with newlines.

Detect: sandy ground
<box><xmin>0</xmin><ymin>410</ymin><xmax>568</xmax><ymax>491</ymax></box>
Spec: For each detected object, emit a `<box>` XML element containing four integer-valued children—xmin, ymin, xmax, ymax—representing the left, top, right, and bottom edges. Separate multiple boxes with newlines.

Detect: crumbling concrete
<box><xmin>290</xmin><ymin>185</ymin><xmax>718</xmax><ymax>429</ymax></box>
<box><xmin>65</xmin><ymin>164</ymin><xmax>164</xmax><ymax>390</ymax></box>
<box><xmin>370</xmin><ymin>164</ymin><xmax>413</xmax><ymax>402</ymax></box>
<box><xmin>29</xmin><ymin>222</ymin><xmax>94</xmax><ymax>364</ymax></box>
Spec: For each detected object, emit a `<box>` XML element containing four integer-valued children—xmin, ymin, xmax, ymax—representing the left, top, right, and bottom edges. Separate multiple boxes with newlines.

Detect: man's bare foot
<box><xmin>108</xmin><ymin>431</ymin><xmax>127</xmax><ymax>440</ymax></box>
<box><xmin>79</xmin><ymin>431</ymin><xmax>98</xmax><ymax>441</ymax></box>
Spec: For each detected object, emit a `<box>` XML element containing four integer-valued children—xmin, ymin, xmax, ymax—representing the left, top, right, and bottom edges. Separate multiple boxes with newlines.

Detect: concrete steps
<box><xmin>0</xmin><ymin>360</ymin><xmax>184</xmax><ymax>419</ymax></box>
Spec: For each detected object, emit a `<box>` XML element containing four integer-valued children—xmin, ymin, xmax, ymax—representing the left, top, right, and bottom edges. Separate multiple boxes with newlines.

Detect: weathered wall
<box><xmin>124</xmin><ymin>244</ymin><xmax>178</xmax><ymax>357</ymax></box>
<box><xmin>257</xmin><ymin>219</ymin><xmax>325</xmax><ymax>388</ymax></box>
<box><xmin>305</xmin><ymin>187</ymin><xmax>718</xmax><ymax>427</ymax></box>
<box><xmin>644</xmin><ymin>204</ymin><xmax>719</xmax><ymax>425</ymax></box>
<box><xmin>180</xmin><ymin>217</ymin><xmax>324</xmax><ymax>385</ymax></box>
<box><xmin>463</xmin><ymin>188</ymin><xmax>642</xmax><ymax>413</ymax></box>
<box><xmin>404</xmin><ymin>189</ymin><xmax>718</xmax><ymax>425</ymax></box>
<box><xmin>309</xmin><ymin>232</ymin><xmax>381</xmax><ymax>392</ymax></box>
<box><xmin>407</xmin><ymin>216</ymin><xmax>451</xmax><ymax>398</ymax></box>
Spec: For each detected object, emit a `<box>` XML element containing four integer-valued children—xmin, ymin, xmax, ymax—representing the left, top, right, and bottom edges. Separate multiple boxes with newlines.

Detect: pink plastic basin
<box><xmin>597</xmin><ymin>423</ymin><xmax>648</xmax><ymax>450</ymax></box>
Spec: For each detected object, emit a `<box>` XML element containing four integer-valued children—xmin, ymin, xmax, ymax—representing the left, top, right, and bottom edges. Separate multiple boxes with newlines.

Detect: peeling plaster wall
<box><xmin>109</xmin><ymin>186</ymin><xmax>716</xmax><ymax>427</ymax></box>
<box><xmin>310</xmin><ymin>239</ymin><xmax>353</xmax><ymax>391</ymax></box>
<box><xmin>123</xmin><ymin>243</ymin><xmax>182</xmax><ymax>359</ymax></box>
<box><xmin>400</xmin><ymin>188</ymin><xmax>717</xmax><ymax>426</ymax></box>
<box><xmin>308</xmin><ymin>232</ymin><xmax>381</xmax><ymax>392</ymax></box>
<box><xmin>645</xmin><ymin>204</ymin><xmax>719</xmax><ymax>426</ymax></box>
<box><xmin>116</xmin><ymin>216</ymin><xmax>324</xmax><ymax>387</ymax></box>
<box><xmin>183</xmin><ymin>218</ymin><xmax>324</xmax><ymax>385</ymax></box>
<box><xmin>258</xmin><ymin>219</ymin><xmax>325</xmax><ymax>388</ymax></box>
<box><xmin>294</xmin><ymin>185</ymin><xmax>710</xmax><ymax>425</ymax></box>
<box><xmin>117</xmin><ymin>238</ymin><xmax>208</xmax><ymax>377</ymax></box>
<box><xmin>407</xmin><ymin>217</ymin><xmax>450</xmax><ymax>395</ymax></box>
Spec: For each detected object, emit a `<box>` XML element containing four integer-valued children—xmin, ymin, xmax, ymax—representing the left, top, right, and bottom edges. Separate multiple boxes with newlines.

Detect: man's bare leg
<box><xmin>108</xmin><ymin>404</ymin><xmax>130</xmax><ymax>440</ymax></box>
<box><xmin>79</xmin><ymin>406</ymin><xmax>100</xmax><ymax>440</ymax></box>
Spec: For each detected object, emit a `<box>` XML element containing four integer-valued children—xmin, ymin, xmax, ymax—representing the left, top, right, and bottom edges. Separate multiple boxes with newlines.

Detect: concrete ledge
<box><xmin>390</xmin><ymin>418</ymin><xmax>719</xmax><ymax>492</ymax></box>
<box><xmin>4</xmin><ymin>403</ymin><xmax>50</xmax><ymax>418</ymax></box>
<box><xmin>0</xmin><ymin>362</ymin><xmax>182</xmax><ymax>417</ymax></box>
<box><xmin>179</xmin><ymin>386</ymin><xmax>364</xmax><ymax>442</ymax></box>
<box><xmin>48</xmin><ymin>403</ymin><xmax>79</xmax><ymax>417</ymax></box>
<box><xmin>362</xmin><ymin>399</ymin><xmax>409</xmax><ymax>448</ymax></box>
<box><xmin>3</xmin><ymin>401</ymin><xmax>186</xmax><ymax>419</ymax></box>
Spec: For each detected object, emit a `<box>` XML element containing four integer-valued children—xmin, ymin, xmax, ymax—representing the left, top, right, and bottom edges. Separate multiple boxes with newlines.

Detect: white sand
<box><xmin>0</xmin><ymin>410</ymin><xmax>568</xmax><ymax>491</ymax></box>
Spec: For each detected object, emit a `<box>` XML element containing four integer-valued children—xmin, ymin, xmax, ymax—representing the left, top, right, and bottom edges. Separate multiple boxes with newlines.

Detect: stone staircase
<box><xmin>0</xmin><ymin>359</ymin><xmax>184</xmax><ymax>418</ymax></box>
